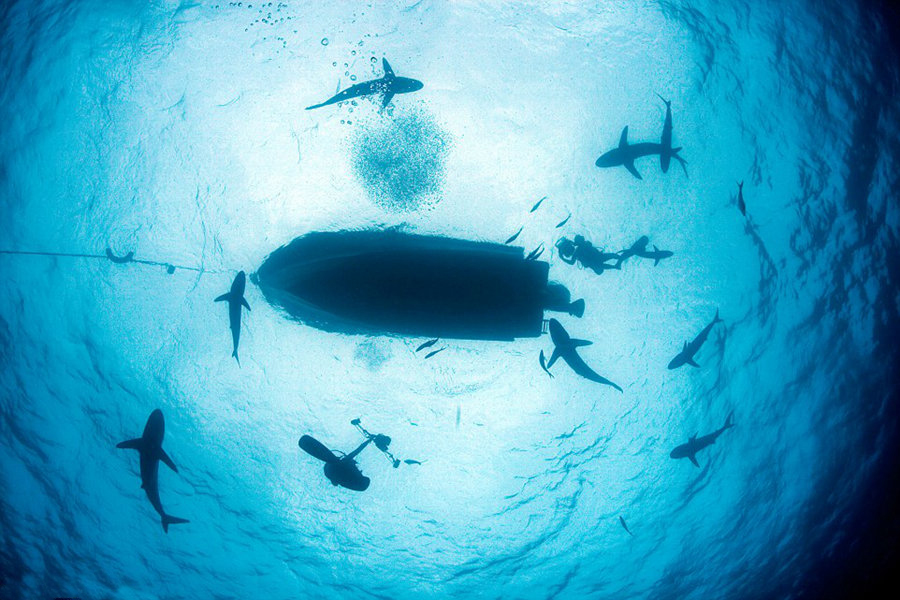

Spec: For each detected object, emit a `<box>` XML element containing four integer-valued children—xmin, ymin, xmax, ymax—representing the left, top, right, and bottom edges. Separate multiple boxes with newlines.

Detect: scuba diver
<box><xmin>299</xmin><ymin>419</ymin><xmax>420</xmax><ymax>491</ymax></box>
<box><xmin>555</xmin><ymin>235</ymin><xmax>622</xmax><ymax>275</ymax></box>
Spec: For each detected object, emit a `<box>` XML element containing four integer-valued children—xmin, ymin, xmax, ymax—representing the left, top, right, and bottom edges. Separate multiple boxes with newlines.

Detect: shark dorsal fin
<box><xmin>619</xmin><ymin>126</ymin><xmax>629</xmax><ymax>148</ymax></box>
<box><xmin>382</xmin><ymin>58</ymin><xmax>395</xmax><ymax>79</ymax></box>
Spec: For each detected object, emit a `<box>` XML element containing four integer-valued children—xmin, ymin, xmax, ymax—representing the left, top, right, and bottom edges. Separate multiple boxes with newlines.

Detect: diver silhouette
<box><xmin>556</xmin><ymin>235</ymin><xmax>622</xmax><ymax>275</ymax></box>
<box><xmin>299</xmin><ymin>419</ymin><xmax>419</xmax><ymax>491</ymax></box>
<box><xmin>299</xmin><ymin>434</ymin><xmax>373</xmax><ymax>492</ymax></box>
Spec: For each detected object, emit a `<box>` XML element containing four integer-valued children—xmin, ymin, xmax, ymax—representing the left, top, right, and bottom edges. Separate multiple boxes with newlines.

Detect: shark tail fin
<box><xmin>724</xmin><ymin>411</ymin><xmax>735</xmax><ymax>429</ymax></box>
<box><xmin>568</xmin><ymin>298</ymin><xmax>585</xmax><ymax>318</ymax></box>
<box><xmin>714</xmin><ymin>309</ymin><xmax>722</xmax><ymax>324</ymax></box>
<box><xmin>116</xmin><ymin>438</ymin><xmax>144</xmax><ymax>451</ymax></box>
<box><xmin>656</xmin><ymin>93</ymin><xmax>671</xmax><ymax>107</ymax></box>
<box><xmin>233</xmin><ymin>349</ymin><xmax>241</xmax><ymax>367</ymax></box>
<box><xmin>162</xmin><ymin>514</ymin><xmax>189</xmax><ymax>533</ymax></box>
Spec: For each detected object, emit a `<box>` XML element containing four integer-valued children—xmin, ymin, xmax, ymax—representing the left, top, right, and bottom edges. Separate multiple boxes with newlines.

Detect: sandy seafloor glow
<box><xmin>1</xmin><ymin>1</ymin><xmax>899</xmax><ymax>599</ymax></box>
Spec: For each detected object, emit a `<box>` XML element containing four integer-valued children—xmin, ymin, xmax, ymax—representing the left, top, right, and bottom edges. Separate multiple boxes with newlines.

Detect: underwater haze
<box><xmin>2</xmin><ymin>0</ymin><xmax>900</xmax><ymax>599</ymax></box>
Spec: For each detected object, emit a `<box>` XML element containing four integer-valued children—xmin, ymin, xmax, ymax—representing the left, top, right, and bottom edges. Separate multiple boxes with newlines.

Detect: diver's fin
<box><xmin>688</xmin><ymin>453</ymin><xmax>699</xmax><ymax>468</ymax></box>
<box><xmin>624</xmin><ymin>160</ymin><xmax>642</xmax><ymax>180</ymax></box>
<box><xmin>116</xmin><ymin>438</ymin><xmax>144</xmax><ymax>451</ymax></box>
<box><xmin>382</xmin><ymin>58</ymin><xmax>395</xmax><ymax>78</ymax></box>
<box><xmin>158</xmin><ymin>448</ymin><xmax>177</xmax><ymax>473</ymax></box>
<box><xmin>571</xmin><ymin>339</ymin><xmax>593</xmax><ymax>347</ymax></box>
<box><xmin>162</xmin><ymin>514</ymin><xmax>189</xmax><ymax>533</ymax></box>
<box><xmin>568</xmin><ymin>298</ymin><xmax>585</xmax><ymax>318</ymax></box>
<box><xmin>214</xmin><ymin>293</ymin><xmax>230</xmax><ymax>303</ymax></box>
<box><xmin>381</xmin><ymin>91</ymin><xmax>395</xmax><ymax>110</ymax></box>
<box><xmin>618</xmin><ymin>126</ymin><xmax>629</xmax><ymax>148</ymax></box>
<box><xmin>241</xmin><ymin>297</ymin><xmax>251</xmax><ymax>311</ymax></box>
<box><xmin>687</xmin><ymin>357</ymin><xmax>699</xmax><ymax>367</ymax></box>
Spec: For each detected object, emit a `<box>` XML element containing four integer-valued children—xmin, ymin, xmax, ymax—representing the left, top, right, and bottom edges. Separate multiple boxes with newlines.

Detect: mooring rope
<box><xmin>0</xmin><ymin>247</ymin><xmax>232</xmax><ymax>275</ymax></box>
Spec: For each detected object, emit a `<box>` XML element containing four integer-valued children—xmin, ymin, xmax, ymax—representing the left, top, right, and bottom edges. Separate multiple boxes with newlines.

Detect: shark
<box><xmin>670</xmin><ymin>412</ymin><xmax>735</xmax><ymax>467</ymax></box>
<box><xmin>668</xmin><ymin>309</ymin><xmax>722</xmax><ymax>369</ymax></box>
<box><xmin>306</xmin><ymin>58</ymin><xmax>423</xmax><ymax>111</ymax></box>
<box><xmin>215</xmin><ymin>271</ymin><xmax>251</xmax><ymax>364</ymax></box>
<box><xmin>116</xmin><ymin>409</ymin><xmax>189</xmax><ymax>533</ymax></box>
<box><xmin>545</xmin><ymin>319</ymin><xmax>622</xmax><ymax>392</ymax></box>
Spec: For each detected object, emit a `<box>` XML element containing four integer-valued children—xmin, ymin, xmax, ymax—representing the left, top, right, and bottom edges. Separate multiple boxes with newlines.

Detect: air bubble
<box><xmin>321</xmin><ymin>38</ymin><xmax>329</xmax><ymax>46</ymax></box>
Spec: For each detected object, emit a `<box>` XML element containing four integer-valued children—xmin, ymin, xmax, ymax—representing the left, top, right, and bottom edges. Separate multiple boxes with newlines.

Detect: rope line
<box><xmin>0</xmin><ymin>248</ymin><xmax>233</xmax><ymax>275</ymax></box>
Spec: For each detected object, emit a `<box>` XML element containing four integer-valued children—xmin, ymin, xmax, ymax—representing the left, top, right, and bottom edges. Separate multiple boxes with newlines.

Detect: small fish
<box><xmin>619</xmin><ymin>516</ymin><xmax>633</xmax><ymax>536</ymax></box>
<box><xmin>539</xmin><ymin>350</ymin><xmax>554</xmax><ymax>378</ymax></box>
<box><xmin>526</xmin><ymin>244</ymin><xmax>545</xmax><ymax>261</ymax></box>
<box><xmin>555</xmin><ymin>213</ymin><xmax>571</xmax><ymax>228</ymax></box>
<box><xmin>455</xmin><ymin>405</ymin><xmax>461</xmax><ymax>429</ymax></box>
<box><xmin>737</xmin><ymin>181</ymin><xmax>746</xmax><ymax>216</ymax></box>
<box><xmin>416</xmin><ymin>338</ymin><xmax>439</xmax><ymax>352</ymax></box>
<box><xmin>404</xmin><ymin>459</ymin><xmax>423</xmax><ymax>465</ymax></box>
<box><xmin>505</xmin><ymin>227</ymin><xmax>524</xmax><ymax>244</ymax></box>
<box><xmin>530</xmin><ymin>196</ymin><xmax>548</xmax><ymax>213</ymax></box>
<box><xmin>424</xmin><ymin>347</ymin><xmax>446</xmax><ymax>359</ymax></box>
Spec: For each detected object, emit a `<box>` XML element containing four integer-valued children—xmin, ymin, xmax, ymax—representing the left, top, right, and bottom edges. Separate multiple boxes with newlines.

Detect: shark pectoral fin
<box><xmin>618</xmin><ymin>126</ymin><xmax>629</xmax><ymax>148</ymax></box>
<box><xmin>214</xmin><ymin>293</ymin><xmax>230</xmax><ymax>303</ymax></box>
<box><xmin>116</xmin><ymin>438</ymin><xmax>144</xmax><ymax>450</ymax></box>
<box><xmin>624</xmin><ymin>160</ymin><xmax>642</xmax><ymax>180</ymax></box>
<box><xmin>687</xmin><ymin>358</ymin><xmax>700</xmax><ymax>367</ymax></box>
<box><xmin>546</xmin><ymin>348</ymin><xmax>561</xmax><ymax>369</ymax></box>
<box><xmin>688</xmin><ymin>453</ymin><xmax>700</xmax><ymax>467</ymax></box>
<box><xmin>241</xmin><ymin>297</ymin><xmax>251</xmax><ymax>311</ymax></box>
<box><xmin>654</xmin><ymin>257</ymin><xmax>661</xmax><ymax>266</ymax></box>
<box><xmin>571</xmin><ymin>339</ymin><xmax>593</xmax><ymax>347</ymax></box>
<box><xmin>158</xmin><ymin>448</ymin><xmax>178</xmax><ymax>472</ymax></box>
<box><xmin>382</xmin><ymin>58</ymin><xmax>395</xmax><ymax>78</ymax></box>
<box><xmin>381</xmin><ymin>91</ymin><xmax>395</xmax><ymax>110</ymax></box>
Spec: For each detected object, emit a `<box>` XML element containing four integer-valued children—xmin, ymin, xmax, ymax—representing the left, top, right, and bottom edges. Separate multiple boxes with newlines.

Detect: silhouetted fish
<box><xmin>530</xmin><ymin>196</ymin><xmax>548</xmax><ymax>212</ymax></box>
<box><xmin>539</xmin><ymin>350</ymin><xmax>554</xmax><ymax>378</ymax></box>
<box><xmin>619</xmin><ymin>516</ymin><xmax>634</xmax><ymax>536</ymax></box>
<box><xmin>424</xmin><ymin>347</ymin><xmax>446</xmax><ymax>359</ymax></box>
<box><xmin>737</xmin><ymin>181</ymin><xmax>746</xmax><ymax>216</ymax></box>
<box><xmin>505</xmin><ymin>227</ymin><xmax>524</xmax><ymax>244</ymax></box>
<box><xmin>555</xmin><ymin>213</ymin><xmax>571</xmax><ymax>228</ymax></box>
<box><xmin>526</xmin><ymin>244</ymin><xmax>545</xmax><ymax>261</ymax></box>
<box><xmin>416</xmin><ymin>338</ymin><xmax>439</xmax><ymax>352</ymax></box>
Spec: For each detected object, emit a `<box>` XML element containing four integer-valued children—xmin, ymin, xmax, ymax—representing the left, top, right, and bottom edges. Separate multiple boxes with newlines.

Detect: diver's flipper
<box><xmin>158</xmin><ymin>448</ymin><xmax>177</xmax><ymax>473</ymax></box>
<box><xmin>214</xmin><ymin>293</ymin><xmax>230</xmax><ymax>302</ymax></box>
<box><xmin>116</xmin><ymin>438</ymin><xmax>144</xmax><ymax>451</ymax></box>
<box><xmin>688</xmin><ymin>453</ymin><xmax>699</xmax><ymax>468</ymax></box>
<box><xmin>568</xmin><ymin>298</ymin><xmax>585</xmax><ymax>318</ymax></box>
<box><xmin>299</xmin><ymin>435</ymin><xmax>339</xmax><ymax>464</ymax></box>
<box><xmin>624</xmin><ymin>160</ymin><xmax>642</xmax><ymax>180</ymax></box>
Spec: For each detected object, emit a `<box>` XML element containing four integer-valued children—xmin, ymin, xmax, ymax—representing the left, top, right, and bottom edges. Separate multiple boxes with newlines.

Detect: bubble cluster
<box><xmin>350</xmin><ymin>110</ymin><xmax>451</xmax><ymax>213</ymax></box>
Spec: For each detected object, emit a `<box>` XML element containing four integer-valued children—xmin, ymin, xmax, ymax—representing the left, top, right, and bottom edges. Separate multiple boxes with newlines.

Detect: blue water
<box><xmin>1</xmin><ymin>1</ymin><xmax>899</xmax><ymax>598</ymax></box>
